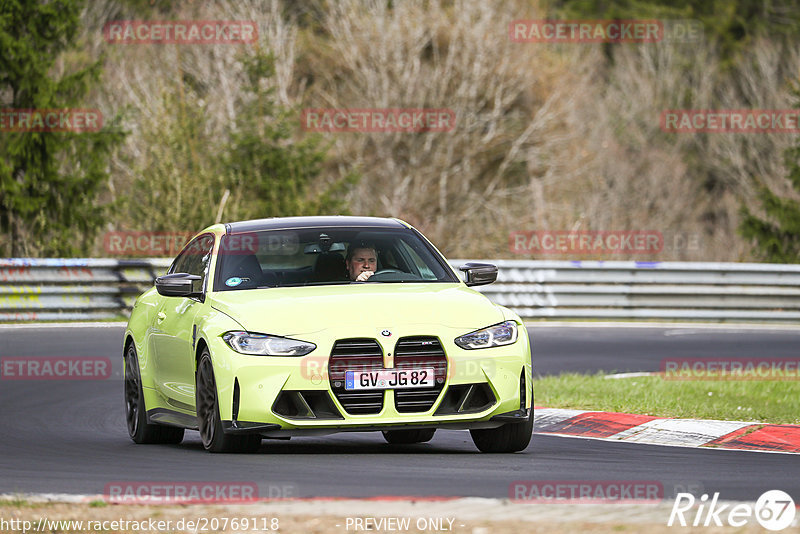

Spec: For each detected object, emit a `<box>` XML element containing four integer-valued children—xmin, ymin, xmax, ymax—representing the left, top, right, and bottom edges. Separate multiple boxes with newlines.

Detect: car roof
<box><xmin>224</xmin><ymin>216</ymin><xmax>408</xmax><ymax>234</ymax></box>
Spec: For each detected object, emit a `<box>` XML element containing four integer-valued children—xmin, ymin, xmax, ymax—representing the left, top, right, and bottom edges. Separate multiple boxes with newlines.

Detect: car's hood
<box><xmin>209</xmin><ymin>283</ymin><xmax>504</xmax><ymax>336</ymax></box>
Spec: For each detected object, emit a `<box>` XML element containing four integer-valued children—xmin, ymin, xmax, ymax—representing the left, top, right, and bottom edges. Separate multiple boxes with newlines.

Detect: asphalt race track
<box><xmin>0</xmin><ymin>324</ymin><xmax>798</xmax><ymax>501</ymax></box>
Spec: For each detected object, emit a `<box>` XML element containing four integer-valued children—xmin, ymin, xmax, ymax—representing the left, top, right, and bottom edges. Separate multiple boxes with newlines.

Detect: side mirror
<box><xmin>458</xmin><ymin>263</ymin><xmax>498</xmax><ymax>287</ymax></box>
<box><xmin>155</xmin><ymin>273</ymin><xmax>202</xmax><ymax>297</ymax></box>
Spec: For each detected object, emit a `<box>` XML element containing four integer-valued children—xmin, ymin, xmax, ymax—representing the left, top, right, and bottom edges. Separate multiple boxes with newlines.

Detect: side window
<box><xmin>171</xmin><ymin>234</ymin><xmax>214</xmax><ymax>293</ymax></box>
<box><xmin>397</xmin><ymin>239</ymin><xmax>438</xmax><ymax>279</ymax></box>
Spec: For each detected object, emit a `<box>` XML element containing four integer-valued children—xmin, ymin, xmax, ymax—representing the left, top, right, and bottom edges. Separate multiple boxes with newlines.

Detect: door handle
<box><xmin>157</xmin><ymin>311</ymin><xmax>166</xmax><ymax>322</ymax></box>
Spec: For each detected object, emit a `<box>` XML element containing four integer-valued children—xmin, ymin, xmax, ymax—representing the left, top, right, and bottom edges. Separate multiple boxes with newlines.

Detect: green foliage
<box><xmin>739</xmin><ymin>83</ymin><xmax>800</xmax><ymax>263</ymax></box>
<box><xmin>0</xmin><ymin>0</ymin><xmax>125</xmax><ymax>257</ymax></box>
<box><xmin>547</xmin><ymin>0</ymin><xmax>800</xmax><ymax>64</ymax></box>
<box><xmin>740</xmin><ymin>190</ymin><xmax>800</xmax><ymax>263</ymax></box>
<box><xmin>225</xmin><ymin>51</ymin><xmax>354</xmax><ymax>220</ymax></box>
<box><xmin>127</xmin><ymin>50</ymin><xmax>354</xmax><ymax>236</ymax></box>
<box><xmin>739</xmin><ymin>103</ymin><xmax>800</xmax><ymax>262</ymax></box>
<box><xmin>128</xmin><ymin>85</ymin><xmax>229</xmax><ymax>233</ymax></box>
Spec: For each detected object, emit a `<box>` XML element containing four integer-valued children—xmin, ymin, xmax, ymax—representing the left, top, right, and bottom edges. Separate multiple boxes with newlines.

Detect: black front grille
<box><xmin>328</xmin><ymin>338</ymin><xmax>384</xmax><ymax>414</ymax></box>
<box><xmin>393</xmin><ymin>336</ymin><xmax>447</xmax><ymax>413</ymax></box>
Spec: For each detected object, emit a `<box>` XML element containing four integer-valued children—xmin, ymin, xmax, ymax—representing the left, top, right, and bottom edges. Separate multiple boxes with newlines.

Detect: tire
<box><xmin>196</xmin><ymin>350</ymin><xmax>261</xmax><ymax>454</ymax></box>
<box><xmin>469</xmin><ymin>412</ymin><xmax>533</xmax><ymax>453</ymax></box>
<box><xmin>382</xmin><ymin>428</ymin><xmax>436</xmax><ymax>444</ymax></box>
<box><xmin>124</xmin><ymin>343</ymin><xmax>184</xmax><ymax>445</ymax></box>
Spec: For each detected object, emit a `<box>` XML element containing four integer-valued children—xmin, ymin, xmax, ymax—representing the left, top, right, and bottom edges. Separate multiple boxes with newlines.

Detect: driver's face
<box><xmin>346</xmin><ymin>248</ymin><xmax>377</xmax><ymax>280</ymax></box>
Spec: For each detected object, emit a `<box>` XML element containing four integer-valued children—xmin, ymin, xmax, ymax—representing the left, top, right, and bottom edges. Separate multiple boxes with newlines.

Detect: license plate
<box><xmin>344</xmin><ymin>368</ymin><xmax>435</xmax><ymax>390</ymax></box>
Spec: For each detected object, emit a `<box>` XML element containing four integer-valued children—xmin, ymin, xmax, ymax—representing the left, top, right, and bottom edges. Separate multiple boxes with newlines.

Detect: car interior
<box><xmin>214</xmin><ymin>229</ymin><xmax>444</xmax><ymax>290</ymax></box>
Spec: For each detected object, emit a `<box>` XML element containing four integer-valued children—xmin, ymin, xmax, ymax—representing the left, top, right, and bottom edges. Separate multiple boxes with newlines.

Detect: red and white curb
<box><xmin>534</xmin><ymin>407</ymin><xmax>800</xmax><ymax>453</ymax></box>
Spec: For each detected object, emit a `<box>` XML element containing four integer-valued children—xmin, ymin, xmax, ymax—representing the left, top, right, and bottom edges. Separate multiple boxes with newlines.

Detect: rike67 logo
<box><xmin>668</xmin><ymin>490</ymin><xmax>796</xmax><ymax>531</ymax></box>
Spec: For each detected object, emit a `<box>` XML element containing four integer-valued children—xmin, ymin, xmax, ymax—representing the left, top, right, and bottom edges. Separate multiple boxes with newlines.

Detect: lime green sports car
<box><xmin>123</xmin><ymin>216</ymin><xmax>532</xmax><ymax>453</ymax></box>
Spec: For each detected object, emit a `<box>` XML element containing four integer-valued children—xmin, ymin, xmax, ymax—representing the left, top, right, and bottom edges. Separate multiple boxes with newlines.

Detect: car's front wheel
<box><xmin>196</xmin><ymin>350</ymin><xmax>261</xmax><ymax>454</ymax></box>
<box><xmin>382</xmin><ymin>429</ymin><xmax>436</xmax><ymax>444</ymax></box>
<box><xmin>469</xmin><ymin>413</ymin><xmax>533</xmax><ymax>453</ymax></box>
<box><xmin>124</xmin><ymin>343</ymin><xmax>184</xmax><ymax>444</ymax></box>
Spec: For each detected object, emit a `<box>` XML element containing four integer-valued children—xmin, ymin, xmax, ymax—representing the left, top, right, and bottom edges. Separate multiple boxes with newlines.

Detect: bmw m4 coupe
<box><xmin>123</xmin><ymin>216</ymin><xmax>533</xmax><ymax>453</ymax></box>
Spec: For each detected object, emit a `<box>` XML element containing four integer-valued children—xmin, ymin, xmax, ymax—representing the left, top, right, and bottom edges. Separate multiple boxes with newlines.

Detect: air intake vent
<box><xmin>328</xmin><ymin>338</ymin><xmax>384</xmax><ymax>414</ymax></box>
<box><xmin>434</xmin><ymin>383</ymin><xmax>496</xmax><ymax>415</ymax></box>
<box><xmin>272</xmin><ymin>391</ymin><xmax>343</xmax><ymax>420</ymax></box>
<box><xmin>393</xmin><ymin>336</ymin><xmax>447</xmax><ymax>413</ymax></box>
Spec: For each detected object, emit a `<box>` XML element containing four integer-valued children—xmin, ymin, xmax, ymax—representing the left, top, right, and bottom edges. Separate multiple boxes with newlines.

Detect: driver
<box><xmin>346</xmin><ymin>244</ymin><xmax>378</xmax><ymax>281</ymax></box>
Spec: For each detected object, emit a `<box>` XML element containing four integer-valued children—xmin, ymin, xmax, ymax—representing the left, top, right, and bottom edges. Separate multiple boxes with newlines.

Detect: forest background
<box><xmin>2</xmin><ymin>0</ymin><xmax>800</xmax><ymax>261</ymax></box>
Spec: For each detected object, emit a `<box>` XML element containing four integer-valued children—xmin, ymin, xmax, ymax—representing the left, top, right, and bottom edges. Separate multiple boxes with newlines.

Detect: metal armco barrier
<box><xmin>0</xmin><ymin>258</ymin><xmax>171</xmax><ymax>322</ymax></box>
<box><xmin>1</xmin><ymin>258</ymin><xmax>799</xmax><ymax>323</ymax></box>
<box><xmin>452</xmin><ymin>260</ymin><xmax>800</xmax><ymax>322</ymax></box>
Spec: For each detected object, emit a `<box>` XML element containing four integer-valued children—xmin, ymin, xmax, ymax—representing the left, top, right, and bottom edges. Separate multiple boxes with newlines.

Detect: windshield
<box><xmin>213</xmin><ymin>227</ymin><xmax>458</xmax><ymax>290</ymax></box>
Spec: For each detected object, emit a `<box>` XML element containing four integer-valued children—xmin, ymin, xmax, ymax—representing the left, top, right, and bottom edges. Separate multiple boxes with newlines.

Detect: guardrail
<box><xmin>1</xmin><ymin>258</ymin><xmax>799</xmax><ymax>322</ymax></box>
<box><xmin>0</xmin><ymin>259</ymin><xmax>171</xmax><ymax>321</ymax></box>
<box><xmin>455</xmin><ymin>260</ymin><xmax>800</xmax><ymax>322</ymax></box>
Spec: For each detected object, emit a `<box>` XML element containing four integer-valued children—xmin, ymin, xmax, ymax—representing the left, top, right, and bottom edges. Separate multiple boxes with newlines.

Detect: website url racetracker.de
<box><xmin>0</xmin><ymin>516</ymin><xmax>280</xmax><ymax>533</ymax></box>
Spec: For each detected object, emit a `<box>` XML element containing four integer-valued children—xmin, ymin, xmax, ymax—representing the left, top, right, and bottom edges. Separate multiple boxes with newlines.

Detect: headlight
<box><xmin>454</xmin><ymin>321</ymin><xmax>518</xmax><ymax>350</ymax></box>
<box><xmin>222</xmin><ymin>331</ymin><xmax>316</xmax><ymax>356</ymax></box>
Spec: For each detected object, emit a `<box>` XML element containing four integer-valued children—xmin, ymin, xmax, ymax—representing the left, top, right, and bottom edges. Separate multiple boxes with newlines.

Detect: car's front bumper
<box><xmin>206</xmin><ymin>325</ymin><xmax>532</xmax><ymax>436</ymax></box>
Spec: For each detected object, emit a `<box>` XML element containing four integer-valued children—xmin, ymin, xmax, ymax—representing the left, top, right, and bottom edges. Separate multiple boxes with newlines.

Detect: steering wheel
<box><xmin>361</xmin><ymin>269</ymin><xmax>404</xmax><ymax>282</ymax></box>
<box><xmin>372</xmin><ymin>269</ymin><xmax>402</xmax><ymax>275</ymax></box>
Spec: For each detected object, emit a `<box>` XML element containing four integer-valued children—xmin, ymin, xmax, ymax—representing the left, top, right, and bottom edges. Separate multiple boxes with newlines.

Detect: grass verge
<box><xmin>534</xmin><ymin>372</ymin><xmax>800</xmax><ymax>424</ymax></box>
